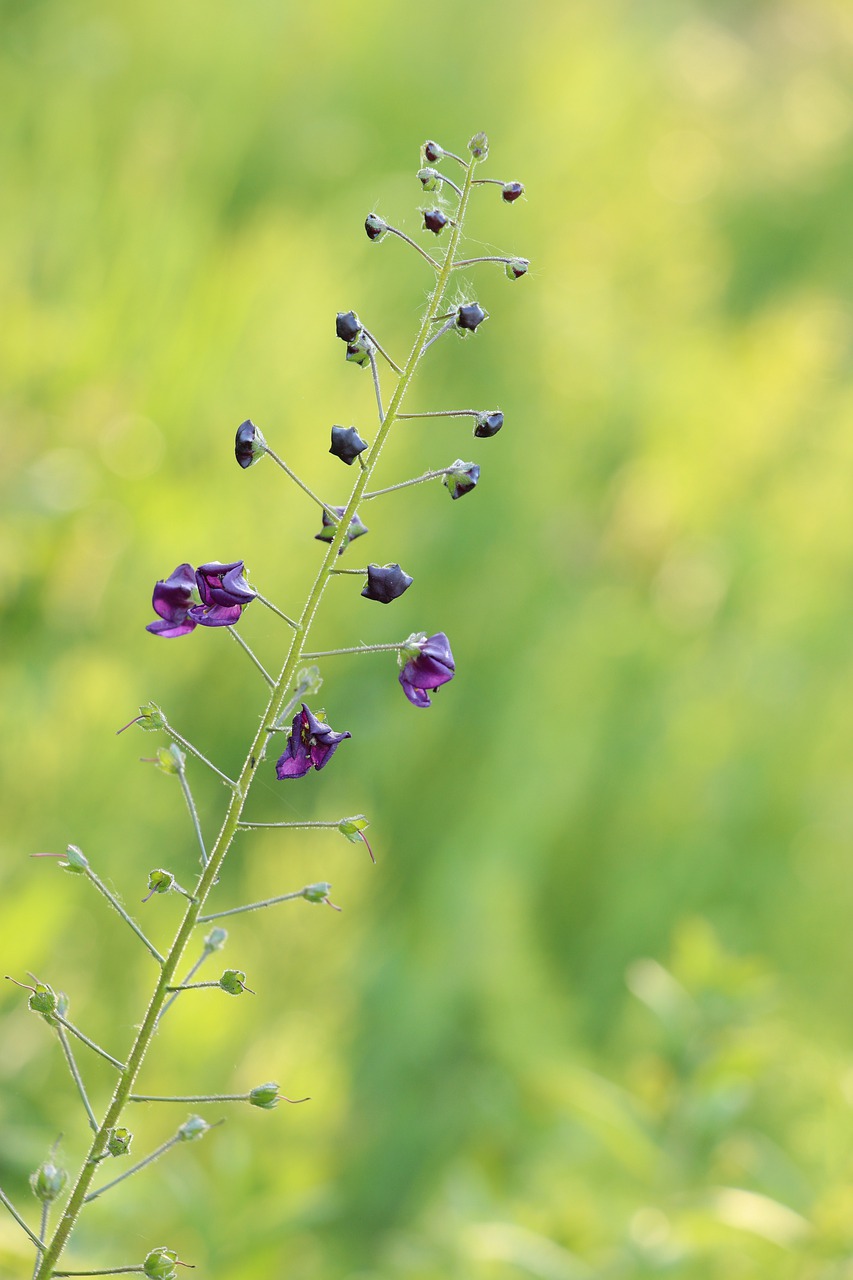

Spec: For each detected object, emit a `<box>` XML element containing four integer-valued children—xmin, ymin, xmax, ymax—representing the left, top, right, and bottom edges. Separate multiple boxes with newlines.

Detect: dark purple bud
<box><xmin>275</xmin><ymin>703</ymin><xmax>351</xmax><ymax>779</ymax></box>
<box><xmin>468</xmin><ymin>132</ymin><xmax>489</xmax><ymax>160</ymax></box>
<box><xmin>443</xmin><ymin>460</ymin><xmax>480</xmax><ymax>500</ymax></box>
<box><xmin>336</xmin><ymin>310</ymin><xmax>362</xmax><ymax>343</ymax></box>
<box><xmin>235</xmin><ymin>418</ymin><xmax>266</xmax><ymax>468</ymax></box>
<box><xmin>474</xmin><ymin>411</ymin><xmax>504</xmax><ymax>438</ymax></box>
<box><xmin>502</xmin><ymin>181</ymin><xmax>525</xmax><ymax>203</ymax></box>
<box><xmin>364</xmin><ymin>212</ymin><xmax>388</xmax><ymax>242</ymax></box>
<box><xmin>456</xmin><ymin>302</ymin><xmax>488</xmax><ymax>333</ymax></box>
<box><xmin>398</xmin><ymin>632</ymin><xmax>456</xmax><ymax>708</ymax></box>
<box><xmin>417</xmin><ymin>167</ymin><xmax>441</xmax><ymax>192</ymax></box>
<box><xmin>423</xmin><ymin>140</ymin><xmax>444</xmax><ymax>163</ymax></box>
<box><xmin>146</xmin><ymin>563</ymin><xmax>200</xmax><ymax>638</ymax></box>
<box><xmin>330</xmin><ymin>425</ymin><xmax>368</xmax><ymax>466</ymax></box>
<box><xmin>361</xmin><ymin>563</ymin><xmax>414</xmax><ymax>604</ymax></box>
<box><xmin>423</xmin><ymin>209</ymin><xmax>449</xmax><ymax>235</ymax></box>
<box><xmin>506</xmin><ymin>257</ymin><xmax>529</xmax><ymax>280</ymax></box>
<box><xmin>190</xmin><ymin>561</ymin><xmax>255</xmax><ymax>627</ymax></box>
<box><xmin>315</xmin><ymin>507</ymin><xmax>369</xmax><ymax>554</ymax></box>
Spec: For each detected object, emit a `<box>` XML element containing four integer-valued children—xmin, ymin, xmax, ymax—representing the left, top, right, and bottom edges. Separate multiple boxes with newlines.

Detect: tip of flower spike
<box><xmin>468</xmin><ymin>131</ymin><xmax>489</xmax><ymax>160</ymax></box>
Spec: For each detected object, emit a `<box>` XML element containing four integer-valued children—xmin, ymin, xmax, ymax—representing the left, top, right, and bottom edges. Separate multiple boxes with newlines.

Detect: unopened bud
<box><xmin>204</xmin><ymin>927</ymin><xmax>228</xmax><ymax>952</ymax></box>
<box><xmin>422</xmin><ymin>139</ymin><xmax>444</xmax><ymax>164</ymax></box>
<box><xmin>219</xmin><ymin>969</ymin><xmax>253</xmax><ymax>996</ymax></box>
<box><xmin>423</xmin><ymin>209</ymin><xmax>449</xmax><ymax>235</ymax></box>
<box><xmin>443</xmin><ymin>460</ymin><xmax>481</xmax><ymax>500</ymax></box>
<box><xmin>235</xmin><ymin>419</ymin><xmax>267</xmax><ymax>469</ymax></box>
<box><xmin>178</xmin><ymin>1115</ymin><xmax>211</xmax><ymax>1142</ymax></box>
<box><xmin>502</xmin><ymin>181</ymin><xmax>525</xmax><ymax>203</ymax></box>
<box><xmin>248</xmin><ymin>1081</ymin><xmax>280</xmax><ymax>1110</ymax></box>
<box><xmin>106</xmin><ymin>1127</ymin><xmax>132</xmax><ymax>1158</ymax></box>
<box><xmin>143</xmin><ymin>1247</ymin><xmax>181</xmax><ymax>1280</ymax></box>
<box><xmin>456</xmin><ymin>302</ymin><xmax>488</xmax><ymax>333</ymax></box>
<box><xmin>147</xmin><ymin>744</ymin><xmax>185</xmax><ymax>775</ymax></box>
<box><xmin>145</xmin><ymin>869</ymin><xmax>174</xmax><ymax>899</ymax></box>
<box><xmin>335</xmin><ymin>310</ymin><xmax>362</xmax><ymax>343</ymax></box>
<box><xmin>468</xmin><ymin>131</ymin><xmax>489</xmax><ymax>160</ymax></box>
<box><xmin>417</xmin><ymin>167</ymin><xmax>442</xmax><ymax>192</ymax></box>
<box><xmin>364</xmin><ymin>212</ymin><xmax>388</xmax><ymax>242</ymax></box>
<box><xmin>30</xmin><ymin>1159</ymin><xmax>67</xmax><ymax>1204</ymax></box>
<box><xmin>474</xmin><ymin>411</ymin><xmax>504</xmax><ymax>439</ymax></box>
<box><xmin>330</xmin><ymin>425</ymin><xmax>368</xmax><ymax>466</ymax></box>
<box><xmin>505</xmin><ymin>257</ymin><xmax>529</xmax><ymax>280</ymax></box>
<box><xmin>62</xmin><ymin>843</ymin><xmax>90</xmax><ymax>873</ymax></box>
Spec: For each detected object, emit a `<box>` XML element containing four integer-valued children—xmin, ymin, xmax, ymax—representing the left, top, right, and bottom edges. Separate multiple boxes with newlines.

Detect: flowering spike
<box><xmin>361</xmin><ymin>563</ymin><xmax>414</xmax><ymax>604</ymax></box>
<box><xmin>330</xmin><ymin>425</ymin><xmax>368</xmax><ymax>466</ymax></box>
<box><xmin>398</xmin><ymin>632</ymin><xmax>456</xmax><ymax>708</ymax></box>
<box><xmin>235</xmin><ymin>419</ymin><xmax>267</xmax><ymax>468</ymax></box>
<box><xmin>443</xmin><ymin>460</ymin><xmax>481</xmax><ymax>500</ymax></box>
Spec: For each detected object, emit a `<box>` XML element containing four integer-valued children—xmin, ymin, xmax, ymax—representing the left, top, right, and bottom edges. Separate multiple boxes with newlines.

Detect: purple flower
<box><xmin>456</xmin><ymin>302</ymin><xmax>487</xmax><ymax>333</ymax></box>
<box><xmin>146</xmin><ymin>563</ymin><xmax>200</xmax><ymax>638</ymax></box>
<box><xmin>330</xmin><ymin>425</ymin><xmax>368</xmax><ymax>466</ymax></box>
<box><xmin>275</xmin><ymin>704</ymin><xmax>351</xmax><ymax>779</ymax></box>
<box><xmin>146</xmin><ymin>561</ymin><xmax>255</xmax><ymax>637</ymax></box>
<box><xmin>315</xmin><ymin>507</ymin><xmax>369</xmax><ymax>554</ymax></box>
<box><xmin>235</xmin><ymin>419</ymin><xmax>266</xmax><ymax>468</ymax></box>
<box><xmin>361</xmin><ymin>563</ymin><xmax>413</xmax><ymax>604</ymax></box>
<box><xmin>336</xmin><ymin>311</ymin><xmax>362</xmax><ymax>343</ymax></box>
<box><xmin>398</xmin><ymin>632</ymin><xmax>455</xmax><ymax>708</ymax></box>
<box><xmin>443</xmin><ymin>460</ymin><xmax>480</xmax><ymax>500</ymax></box>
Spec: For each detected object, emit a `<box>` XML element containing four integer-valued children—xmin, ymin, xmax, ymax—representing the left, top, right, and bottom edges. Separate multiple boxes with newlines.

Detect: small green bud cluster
<box><xmin>30</xmin><ymin>1157</ymin><xmax>67</xmax><ymax>1204</ymax></box>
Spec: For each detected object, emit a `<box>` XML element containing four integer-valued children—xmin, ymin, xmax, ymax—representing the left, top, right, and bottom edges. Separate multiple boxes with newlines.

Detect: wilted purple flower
<box><xmin>398</xmin><ymin>632</ymin><xmax>455</xmax><ymax>708</ymax></box>
<box><xmin>456</xmin><ymin>302</ymin><xmax>487</xmax><ymax>333</ymax></box>
<box><xmin>146</xmin><ymin>564</ymin><xmax>200</xmax><ymax>638</ymax></box>
<box><xmin>336</xmin><ymin>310</ymin><xmax>362</xmax><ymax>343</ymax></box>
<box><xmin>474</xmin><ymin>411</ymin><xmax>503</xmax><ymax>438</ymax></box>
<box><xmin>423</xmin><ymin>209</ymin><xmax>449</xmax><ymax>235</ymax></box>
<box><xmin>146</xmin><ymin>561</ymin><xmax>255</xmax><ymax>637</ymax></box>
<box><xmin>235</xmin><ymin>419</ymin><xmax>266</xmax><ymax>468</ymax></box>
<box><xmin>502</xmin><ymin>181</ymin><xmax>525</xmax><ymax>203</ymax></box>
<box><xmin>193</xmin><ymin>561</ymin><xmax>256</xmax><ymax>626</ymax></box>
<box><xmin>275</xmin><ymin>704</ymin><xmax>351</xmax><ymax>779</ymax></box>
<box><xmin>361</xmin><ymin>563</ymin><xmax>413</xmax><ymax>604</ymax></box>
<box><xmin>315</xmin><ymin>507</ymin><xmax>369</xmax><ymax>554</ymax></box>
<box><xmin>330</xmin><ymin>425</ymin><xmax>368</xmax><ymax>466</ymax></box>
<box><xmin>443</xmin><ymin>460</ymin><xmax>480</xmax><ymax>500</ymax></box>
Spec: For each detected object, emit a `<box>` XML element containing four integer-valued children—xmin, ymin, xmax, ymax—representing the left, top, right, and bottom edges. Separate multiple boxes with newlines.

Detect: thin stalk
<box><xmin>226</xmin><ymin>627</ymin><xmax>274</xmax><ymax>687</ymax></box>
<box><xmin>162</xmin><ymin>725</ymin><xmax>235</xmax><ymax>788</ymax></box>
<box><xmin>198</xmin><ymin>889</ymin><xmax>305</xmax><ymax>922</ymax></box>
<box><xmin>361</xmin><ymin>325</ymin><xmax>405</xmax><ymax>374</ymax></box>
<box><xmin>164</xmin><ymin>981</ymin><xmax>223</xmax><ymax>992</ymax></box>
<box><xmin>53</xmin><ymin>1269</ymin><xmax>144</xmax><ymax>1277</ymax></box>
<box><xmin>129</xmin><ymin>1092</ymin><xmax>251</xmax><ymax>1104</ymax></box>
<box><xmin>56</xmin><ymin>1025</ymin><xmax>99</xmax><ymax>1133</ymax></box>
<box><xmin>53</xmin><ymin>1016</ymin><xmax>124</xmax><ymax>1071</ymax></box>
<box><xmin>422</xmin><ymin>317</ymin><xmax>456</xmax><ymax>353</ymax></box>
<box><xmin>254</xmin><ymin>593</ymin><xmax>301</xmax><ymax>630</ymax></box>
<box><xmin>34</xmin><ymin>142</ymin><xmax>482</xmax><ymax>1280</ymax></box>
<box><xmin>155</xmin><ymin>948</ymin><xmax>209</xmax><ymax>1027</ymax></box>
<box><xmin>452</xmin><ymin>255</ymin><xmax>520</xmax><ymax>268</ymax></box>
<box><xmin>438</xmin><ymin>175</ymin><xmax>463</xmax><ymax>197</ymax></box>
<box><xmin>84</xmin><ymin>870</ymin><xmax>164</xmax><ymax>965</ymax></box>
<box><xmin>0</xmin><ymin>1185</ymin><xmax>43</xmax><ymax>1248</ymax></box>
<box><xmin>84</xmin><ymin>1135</ymin><xmax>180</xmax><ymax>1204</ymax></box>
<box><xmin>237</xmin><ymin>818</ymin><xmax>358</xmax><ymax>830</ymax></box>
<box><xmin>176</xmin><ymin>768</ymin><xmax>207</xmax><ymax>870</ymax></box>
<box><xmin>363</xmin><ymin>469</ymin><xmax>449</xmax><ymax>500</ymax></box>
<box><xmin>262</xmin><ymin>445</ymin><xmax>339</xmax><ymax>519</ymax></box>
<box><xmin>329</xmin><ymin>567</ymin><xmax>367</xmax><ymax>575</ymax></box>
<box><xmin>302</xmin><ymin>642</ymin><xmax>404</xmax><ymax>658</ymax></box>
<box><xmin>385</xmin><ymin>226</ymin><xmax>440</xmax><ymax>270</ymax></box>
<box><xmin>367</xmin><ymin>346</ymin><xmax>384</xmax><ymax>422</ymax></box>
<box><xmin>33</xmin><ymin>1202</ymin><xmax>49</xmax><ymax>1280</ymax></box>
<box><xmin>397</xmin><ymin>409</ymin><xmax>477</xmax><ymax>420</ymax></box>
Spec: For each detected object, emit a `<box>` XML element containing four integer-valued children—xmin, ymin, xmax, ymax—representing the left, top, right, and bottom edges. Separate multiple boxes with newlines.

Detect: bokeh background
<box><xmin>3</xmin><ymin>0</ymin><xmax>853</xmax><ymax>1276</ymax></box>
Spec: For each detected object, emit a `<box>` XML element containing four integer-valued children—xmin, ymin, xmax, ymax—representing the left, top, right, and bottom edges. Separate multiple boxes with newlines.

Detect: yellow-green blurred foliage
<box><xmin>3</xmin><ymin>0</ymin><xmax>853</xmax><ymax>1276</ymax></box>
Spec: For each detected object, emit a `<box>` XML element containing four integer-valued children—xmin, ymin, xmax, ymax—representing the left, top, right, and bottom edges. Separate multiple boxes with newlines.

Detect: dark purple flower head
<box><xmin>502</xmin><ymin>181</ymin><xmax>525</xmax><ymax>203</ymax></box>
<box><xmin>235</xmin><ymin>419</ymin><xmax>267</xmax><ymax>469</ymax></box>
<box><xmin>330</xmin><ymin>425</ymin><xmax>368</xmax><ymax>466</ymax></box>
<box><xmin>315</xmin><ymin>507</ymin><xmax>369</xmax><ymax>554</ymax></box>
<box><xmin>423</xmin><ymin>209</ymin><xmax>449</xmax><ymax>235</ymax></box>
<box><xmin>364</xmin><ymin>212</ymin><xmax>387</xmax><ymax>242</ymax></box>
<box><xmin>146</xmin><ymin>561</ymin><xmax>255</xmax><ymax>637</ymax></box>
<box><xmin>398</xmin><ymin>631</ymin><xmax>455</xmax><ymax>708</ymax></box>
<box><xmin>422</xmin><ymin>139</ymin><xmax>444</xmax><ymax>163</ymax></box>
<box><xmin>474</xmin><ymin>410</ymin><xmax>504</xmax><ymax>439</ymax></box>
<box><xmin>468</xmin><ymin>131</ymin><xmax>489</xmax><ymax>160</ymax></box>
<box><xmin>275</xmin><ymin>704</ymin><xmax>351</xmax><ymax>779</ymax></box>
<box><xmin>361</xmin><ymin>563</ymin><xmax>414</xmax><ymax>604</ymax></box>
<box><xmin>336</xmin><ymin>310</ymin><xmax>362</xmax><ymax>343</ymax></box>
<box><xmin>443</xmin><ymin>460</ymin><xmax>480</xmax><ymax>500</ymax></box>
<box><xmin>146</xmin><ymin>563</ymin><xmax>200</xmax><ymax>638</ymax></box>
<box><xmin>456</xmin><ymin>302</ymin><xmax>488</xmax><ymax>333</ymax></box>
<box><xmin>506</xmin><ymin>257</ymin><xmax>529</xmax><ymax>281</ymax></box>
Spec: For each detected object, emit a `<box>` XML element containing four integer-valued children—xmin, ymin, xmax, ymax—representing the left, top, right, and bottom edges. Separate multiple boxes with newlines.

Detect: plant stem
<box><xmin>361</xmin><ymin>325</ymin><xmax>404</xmax><ymax>374</ymax></box>
<box><xmin>0</xmin><ymin>1184</ymin><xmax>42</xmax><ymax>1248</ymax></box>
<box><xmin>197</xmin><ymin>889</ymin><xmax>305</xmax><ymax>922</ymax></box>
<box><xmin>262</xmin><ymin>445</ymin><xmax>338</xmax><ymax>519</ymax></box>
<box><xmin>397</xmin><ymin>409</ymin><xmax>478</xmax><ymax>420</ymax></box>
<box><xmin>162</xmin><ymin>725</ymin><xmax>236</xmax><ymax>788</ymax></box>
<box><xmin>128</xmin><ymin>1093</ymin><xmax>249</xmax><ymax>1104</ymax></box>
<box><xmin>176</xmin><ymin>768</ymin><xmax>207</xmax><ymax>870</ymax></box>
<box><xmin>53</xmin><ymin>1269</ymin><xmax>144</xmax><ymax>1276</ymax></box>
<box><xmin>226</xmin><ymin>627</ymin><xmax>274</xmax><ymax>687</ymax></box>
<box><xmin>53</xmin><ymin>1016</ymin><xmax>124</xmax><ymax>1070</ymax></box>
<box><xmin>367</xmin><ymin>346</ymin><xmax>385</xmax><ymax>422</ymax></box>
<box><xmin>84</xmin><ymin>870</ymin><xmax>164</xmax><ymax>965</ymax></box>
<box><xmin>33</xmin><ymin>1202</ymin><xmax>49</xmax><ymax>1280</ymax></box>
<box><xmin>302</xmin><ymin>642</ymin><xmax>404</xmax><ymax>658</ymax></box>
<box><xmin>363</xmin><ymin>469</ymin><xmax>449</xmax><ymax>500</ymax></box>
<box><xmin>56</xmin><ymin>1025</ymin><xmax>99</xmax><ymax>1133</ymax></box>
<box><xmin>33</xmin><ymin>141</ymin><xmax>482</xmax><ymax>1280</ymax></box>
<box><xmin>237</xmin><ymin>818</ymin><xmax>359</xmax><ymax>829</ymax></box>
<box><xmin>84</xmin><ymin>1135</ymin><xmax>180</xmax><ymax>1204</ymax></box>
<box><xmin>254</xmin><ymin>592</ymin><xmax>301</xmax><ymax>630</ymax></box>
<box><xmin>385</xmin><ymin>226</ymin><xmax>440</xmax><ymax>270</ymax></box>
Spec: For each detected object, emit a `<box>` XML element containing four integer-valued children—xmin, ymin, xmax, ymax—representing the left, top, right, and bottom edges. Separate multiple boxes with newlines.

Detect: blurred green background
<box><xmin>3</xmin><ymin>0</ymin><xmax>853</xmax><ymax>1275</ymax></box>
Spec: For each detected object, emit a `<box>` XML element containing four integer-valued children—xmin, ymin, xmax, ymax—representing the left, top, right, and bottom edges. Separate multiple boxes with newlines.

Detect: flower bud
<box><xmin>178</xmin><ymin>1115</ymin><xmax>211</xmax><ymax>1142</ymax></box>
<box><xmin>303</xmin><ymin>881</ymin><xmax>334</xmax><ymax>905</ymax></box>
<box><xmin>249</xmin><ymin>1081</ymin><xmax>281</xmax><ymax>1110</ymax></box>
<box><xmin>345</xmin><ymin>331</ymin><xmax>373</xmax><ymax>368</ymax></box>
<box><xmin>417</xmin><ymin>167</ymin><xmax>442</xmax><ymax>192</ymax></box>
<box><xmin>235</xmin><ymin>419</ymin><xmax>267</xmax><ymax>469</ymax></box>
<box><xmin>505</xmin><ymin>257</ymin><xmax>529</xmax><ymax>280</ymax></box>
<box><xmin>106</xmin><ymin>1127</ymin><xmax>132</xmax><ymax>1158</ymax></box>
<box><xmin>364</xmin><ymin>212</ymin><xmax>388</xmax><ymax>242</ymax></box>
<box><xmin>335</xmin><ymin>310</ymin><xmax>362</xmax><ymax>343</ymax></box>
<box><xmin>474</xmin><ymin>411</ymin><xmax>504</xmax><ymax>439</ymax></box>
<box><xmin>29</xmin><ymin>983</ymin><xmax>58</xmax><ymax>1017</ymax></box>
<box><xmin>30</xmin><ymin>1159</ymin><xmax>67</xmax><ymax>1204</ymax></box>
<box><xmin>146</xmin><ymin>869</ymin><xmax>174</xmax><ymax>897</ymax></box>
<box><xmin>423</xmin><ymin>209</ymin><xmax>449</xmax><ymax>235</ymax></box>
<box><xmin>468</xmin><ymin>131</ymin><xmax>489</xmax><ymax>160</ymax></box>
<box><xmin>295</xmin><ymin>664</ymin><xmax>324</xmax><ymax>696</ymax></box>
<box><xmin>62</xmin><ymin>843</ymin><xmax>90</xmax><ymax>874</ymax></box>
<box><xmin>443</xmin><ymin>460</ymin><xmax>481</xmax><ymax>500</ymax></box>
<box><xmin>502</xmin><ymin>181</ymin><xmax>525</xmax><ymax>203</ymax></box>
<box><xmin>143</xmin><ymin>1247</ymin><xmax>180</xmax><ymax>1280</ymax></box>
<box><xmin>330</xmin><ymin>425</ymin><xmax>368</xmax><ymax>466</ymax></box>
<box><xmin>219</xmin><ymin>968</ymin><xmax>253</xmax><ymax>996</ymax></box>
<box><xmin>361</xmin><ymin>563</ymin><xmax>414</xmax><ymax>604</ymax></box>
<box><xmin>456</xmin><ymin>302</ymin><xmax>488</xmax><ymax>333</ymax></box>
<box><xmin>149</xmin><ymin>743</ymin><xmax>185</xmax><ymax>775</ymax></box>
<box><xmin>422</xmin><ymin>139</ymin><xmax>444</xmax><ymax>163</ymax></box>
<box><xmin>315</xmin><ymin>507</ymin><xmax>369</xmax><ymax>553</ymax></box>
<box><xmin>204</xmin><ymin>926</ymin><xmax>228</xmax><ymax>952</ymax></box>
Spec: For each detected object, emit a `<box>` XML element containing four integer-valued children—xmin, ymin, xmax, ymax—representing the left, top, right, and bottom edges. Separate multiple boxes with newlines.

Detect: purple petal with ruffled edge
<box><xmin>196</xmin><ymin>561</ymin><xmax>256</xmax><ymax>608</ymax></box>
<box><xmin>398</xmin><ymin>632</ymin><xmax>455</xmax><ymax>707</ymax></box>
<box><xmin>147</xmin><ymin>563</ymin><xmax>198</xmax><ymax>638</ymax></box>
<box><xmin>189</xmin><ymin>603</ymin><xmax>244</xmax><ymax>628</ymax></box>
<box><xmin>146</xmin><ymin>618</ymin><xmax>197</xmax><ymax>638</ymax></box>
<box><xmin>275</xmin><ymin>704</ymin><xmax>351</xmax><ymax>779</ymax></box>
<box><xmin>275</xmin><ymin>730</ymin><xmax>312</xmax><ymax>779</ymax></box>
